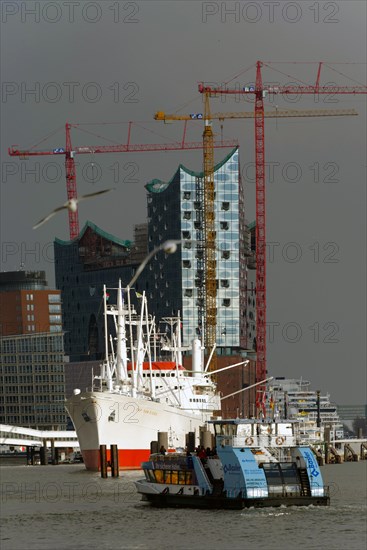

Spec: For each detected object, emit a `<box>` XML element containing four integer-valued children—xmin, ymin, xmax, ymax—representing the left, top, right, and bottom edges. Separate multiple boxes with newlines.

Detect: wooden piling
<box><xmin>40</xmin><ymin>440</ymin><xmax>47</xmax><ymax>465</ymax></box>
<box><xmin>186</xmin><ymin>431</ymin><xmax>196</xmax><ymax>453</ymax></box>
<box><xmin>157</xmin><ymin>432</ymin><xmax>168</xmax><ymax>451</ymax></box>
<box><xmin>150</xmin><ymin>441</ymin><xmax>158</xmax><ymax>454</ymax></box>
<box><xmin>51</xmin><ymin>438</ymin><xmax>57</xmax><ymax>465</ymax></box>
<box><xmin>110</xmin><ymin>445</ymin><xmax>119</xmax><ymax>477</ymax></box>
<box><xmin>100</xmin><ymin>445</ymin><xmax>108</xmax><ymax>478</ymax></box>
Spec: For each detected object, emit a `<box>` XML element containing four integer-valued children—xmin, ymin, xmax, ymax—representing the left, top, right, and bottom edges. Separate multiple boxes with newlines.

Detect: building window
<box><xmin>222</xmin><ymin>202</ymin><xmax>230</xmax><ymax>211</ymax></box>
<box><xmin>183</xmin><ymin>260</ymin><xmax>191</xmax><ymax>268</ymax></box>
<box><xmin>220</xmin><ymin>221</ymin><xmax>229</xmax><ymax>230</ymax></box>
<box><xmin>220</xmin><ymin>280</ymin><xmax>229</xmax><ymax>288</ymax></box>
<box><xmin>50</xmin><ymin>325</ymin><xmax>62</xmax><ymax>332</ymax></box>
<box><xmin>183</xmin><ymin>212</ymin><xmax>191</xmax><ymax>220</ymax></box>
<box><xmin>222</xmin><ymin>251</ymin><xmax>230</xmax><ymax>259</ymax></box>
<box><xmin>183</xmin><ymin>192</ymin><xmax>191</xmax><ymax>200</ymax></box>
<box><xmin>48</xmin><ymin>294</ymin><xmax>60</xmax><ymax>303</ymax></box>
<box><xmin>182</xmin><ymin>231</ymin><xmax>191</xmax><ymax>240</ymax></box>
<box><xmin>49</xmin><ymin>315</ymin><xmax>62</xmax><ymax>323</ymax></box>
<box><xmin>222</xmin><ymin>299</ymin><xmax>231</xmax><ymax>307</ymax></box>
<box><xmin>184</xmin><ymin>289</ymin><xmax>193</xmax><ymax>297</ymax></box>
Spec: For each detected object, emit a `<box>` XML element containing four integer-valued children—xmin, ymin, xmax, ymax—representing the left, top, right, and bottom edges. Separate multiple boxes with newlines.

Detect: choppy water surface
<box><xmin>1</xmin><ymin>461</ymin><xmax>366</xmax><ymax>550</ymax></box>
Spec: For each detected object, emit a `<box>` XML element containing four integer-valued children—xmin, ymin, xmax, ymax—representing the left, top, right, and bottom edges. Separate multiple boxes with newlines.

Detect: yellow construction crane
<box><xmin>155</xmin><ymin>107</ymin><xmax>357</xmax><ymax>121</ymax></box>
<box><xmin>155</xmin><ymin>104</ymin><xmax>357</xmax><ymax>374</ymax></box>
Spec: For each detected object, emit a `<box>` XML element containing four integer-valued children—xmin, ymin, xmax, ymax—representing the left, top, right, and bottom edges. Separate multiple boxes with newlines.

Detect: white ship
<box><xmin>65</xmin><ymin>282</ymin><xmax>221</xmax><ymax>470</ymax></box>
<box><xmin>266</xmin><ymin>377</ymin><xmax>344</xmax><ymax>443</ymax></box>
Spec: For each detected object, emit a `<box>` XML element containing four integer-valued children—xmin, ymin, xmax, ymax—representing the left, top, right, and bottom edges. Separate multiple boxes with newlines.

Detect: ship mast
<box><xmin>116</xmin><ymin>280</ymin><xmax>128</xmax><ymax>383</ymax></box>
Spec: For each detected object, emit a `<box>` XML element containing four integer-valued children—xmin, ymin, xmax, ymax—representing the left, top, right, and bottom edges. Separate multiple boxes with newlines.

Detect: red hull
<box><xmin>82</xmin><ymin>448</ymin><xmax>151</xmax><ymax>471</ymax></box>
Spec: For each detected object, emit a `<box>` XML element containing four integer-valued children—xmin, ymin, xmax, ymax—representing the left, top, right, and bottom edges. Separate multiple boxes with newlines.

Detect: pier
<box><xmin>323</xmin><ymin>439</ymin><xmax>367</xmax><ymax>464</ymax></box>
<box><xmin>0</xmin><ymin>424</ymin><xmax>79</xmax><ymax>464</ymax></box>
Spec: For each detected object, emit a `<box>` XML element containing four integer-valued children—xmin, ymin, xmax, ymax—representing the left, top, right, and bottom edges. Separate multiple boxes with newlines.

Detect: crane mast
<box><xmin>65</xmin><ymin>123</ymin><xmax>78</xmax><ymax>237</ymax></box>
<box><xmin>254</xmin><ymin>62</ymin><xmax>266</xmax><ymax>400</ymax></box>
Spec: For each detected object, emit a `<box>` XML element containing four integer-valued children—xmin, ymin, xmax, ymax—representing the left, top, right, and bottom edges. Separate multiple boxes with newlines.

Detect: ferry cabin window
<box><xmin>279</xmin><ymin>463</ymin><xmax>299</xmax><ymax>485</ymax></box>
<box><xmin>153</xmin><ymin>469</ymin><xmax>193</xmax><ymax>485</ymax></box>
<box><xmin>262</xmin><ymin>464</ymin><xmax>283</xmax><ymax>485</ymax></box>
<box><xmin>214</xmin><ymin>423</ymin><xmax>237</xmax><ymax>437</ymax></box>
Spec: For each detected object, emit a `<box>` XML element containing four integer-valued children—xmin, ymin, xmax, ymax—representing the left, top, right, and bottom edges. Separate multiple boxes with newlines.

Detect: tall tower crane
<box><xmin>8</xmin><ymin>122</ymin><xmax>237</xmax><ymax>240</ymax></box>
<box><xmin>198</xmin><ymin>60</ymin><xmax>367</xmax><ymax>412</ymax></box>
<box><xmin>155</xmin><ymin>103</ymin><xmax>358</xmax><ymax>374</ymax></box>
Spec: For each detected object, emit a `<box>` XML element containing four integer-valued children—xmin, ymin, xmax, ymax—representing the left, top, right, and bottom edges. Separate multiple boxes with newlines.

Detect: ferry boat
<box><xmin>65</xmin><ymin>282</ymin><xmax>221</xmax><ymax>470</ymax></box>
<box><xmin>135</xmin><ymin>418</ymin><xmax>330</xmax><ymax>509</ymax></box>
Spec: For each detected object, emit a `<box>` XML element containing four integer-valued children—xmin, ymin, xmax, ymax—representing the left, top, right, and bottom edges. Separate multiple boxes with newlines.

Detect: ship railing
<box><xmin>231</xmin><ymin>435</ymin><xmax>297</xmax><ymax>448</ymax></box>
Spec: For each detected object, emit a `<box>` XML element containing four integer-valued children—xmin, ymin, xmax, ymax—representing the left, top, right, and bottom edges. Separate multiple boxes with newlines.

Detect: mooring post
<box><xmin>186</xmin><ymin>431</ymin><xmax>196</xmax><ymax>453</ymax></box>
<box><xmin>40</xmin><ymin>440</ymin><xmax>47</xmax><ymax>465</ymax></box>
<box><xmin>100</xmin><ymin>445</ymin><xmax>108</xmax><ymax>478</ymax></box>
<box><xmin>111</xmin><ymin>445</ymin><xmax>119</xmax><ymax>477</ymax></box>
<box><xmin>51</xmin><ymin>438</ymin><xmax>56</xmax><ymax>465</ymax></box>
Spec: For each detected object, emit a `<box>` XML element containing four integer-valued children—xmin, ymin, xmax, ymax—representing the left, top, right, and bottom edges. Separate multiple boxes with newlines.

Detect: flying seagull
<box><xmin>127</xmin><ymin>240</ymin><xmax>183</xmax><ymax>287</ymax></box>
<box><xmin>33</xmin><ymin>188</ymin><xmax>115</xmax><ymax>229</ymax></box>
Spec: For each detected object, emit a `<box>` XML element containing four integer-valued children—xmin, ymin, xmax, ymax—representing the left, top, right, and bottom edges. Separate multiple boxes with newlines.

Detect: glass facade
<box><xmin>146</xmin><ymin>148</ymin><xmax>247</xmax><ymax>350</ymax></box>
<box><xmin>0</xmin><ymin>332</ymin><xmax>67</xmax><ymax>429</ymax></box>
<box><xmin>54</xmin><ymin>221</ymin><xmax>136</xmax><ymax>360</ymax></box>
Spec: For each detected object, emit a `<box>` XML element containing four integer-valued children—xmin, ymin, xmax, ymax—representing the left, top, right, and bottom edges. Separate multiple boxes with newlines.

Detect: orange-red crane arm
<box><xmin>8</xmin><ymin>139</ymin><xmax>237</xmax><ymax>157</ymax></box>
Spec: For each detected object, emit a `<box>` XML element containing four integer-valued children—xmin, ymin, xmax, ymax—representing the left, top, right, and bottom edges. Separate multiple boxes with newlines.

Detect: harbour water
<box><xmin>1</xmin><ymin>461</ymin><xmax>366</xmax><ymax>550</ymax></box>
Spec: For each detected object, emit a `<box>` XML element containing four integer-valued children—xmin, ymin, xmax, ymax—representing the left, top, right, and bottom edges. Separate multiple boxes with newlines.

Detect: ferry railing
<box><xmin>231</xmin><ymin>435</ymin><xmax>297</xmax><ymax>448</ymax></box>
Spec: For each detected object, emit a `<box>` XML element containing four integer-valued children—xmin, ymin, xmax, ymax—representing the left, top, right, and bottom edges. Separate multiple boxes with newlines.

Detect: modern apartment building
<box><xmin>0</xmin><ymin>271</ymin><xmax>62</xmax><ymax>336</ymax></box>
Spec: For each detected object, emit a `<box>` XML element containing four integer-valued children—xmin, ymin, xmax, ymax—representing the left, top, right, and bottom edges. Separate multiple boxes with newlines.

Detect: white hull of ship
<box><xmin>66</xmin><ymin>391</ymin><xmax>214</xmax><ymax>470</ymax></box>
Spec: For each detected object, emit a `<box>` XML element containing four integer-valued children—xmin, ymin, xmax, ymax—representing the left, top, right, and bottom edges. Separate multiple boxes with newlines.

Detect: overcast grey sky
<box><xmin>1</xmin><ymin>1</ymin><xmax>366</xmax><ymax>405</ymax></box>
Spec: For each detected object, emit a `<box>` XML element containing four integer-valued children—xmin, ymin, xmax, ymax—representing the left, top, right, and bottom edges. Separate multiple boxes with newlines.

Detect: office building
<box><xmin>0</xmin><ymin>271</ymin><xmax>67</xmax><ymax>429</ymax></box>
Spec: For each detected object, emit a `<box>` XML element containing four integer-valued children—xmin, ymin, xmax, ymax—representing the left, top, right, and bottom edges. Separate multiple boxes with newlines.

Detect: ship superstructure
<box><xmin>65</xmin><ymin>282</ymin><xmax>221</xmax><ymax>469</ymax></box>
<box><xmin>267</xmin><ymin>377</ymin><xmax>343</xmax><ymax>442</ymax></box>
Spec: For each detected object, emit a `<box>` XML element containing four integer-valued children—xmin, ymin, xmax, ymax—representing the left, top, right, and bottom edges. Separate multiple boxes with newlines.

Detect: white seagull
<box><xmin>33</xmin><ymin>188</ymin><xmax>115</xmax><ymax>229</ymax></box>
<box><xmin>127</xmin><ymin>240</ymin><xmax>183</xmax><ymax>287</ymax></box>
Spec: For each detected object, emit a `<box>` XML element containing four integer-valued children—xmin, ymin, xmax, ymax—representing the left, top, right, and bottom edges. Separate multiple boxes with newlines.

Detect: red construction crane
<box><xmin>199</xmin><ymin>60</ymin><xmax>367</xmax><ymax>415</ymax></box>
<box><xmin>9</xmin><ymin>122</ymin><xmax>237</xmax><ymax>239</ymax></box>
